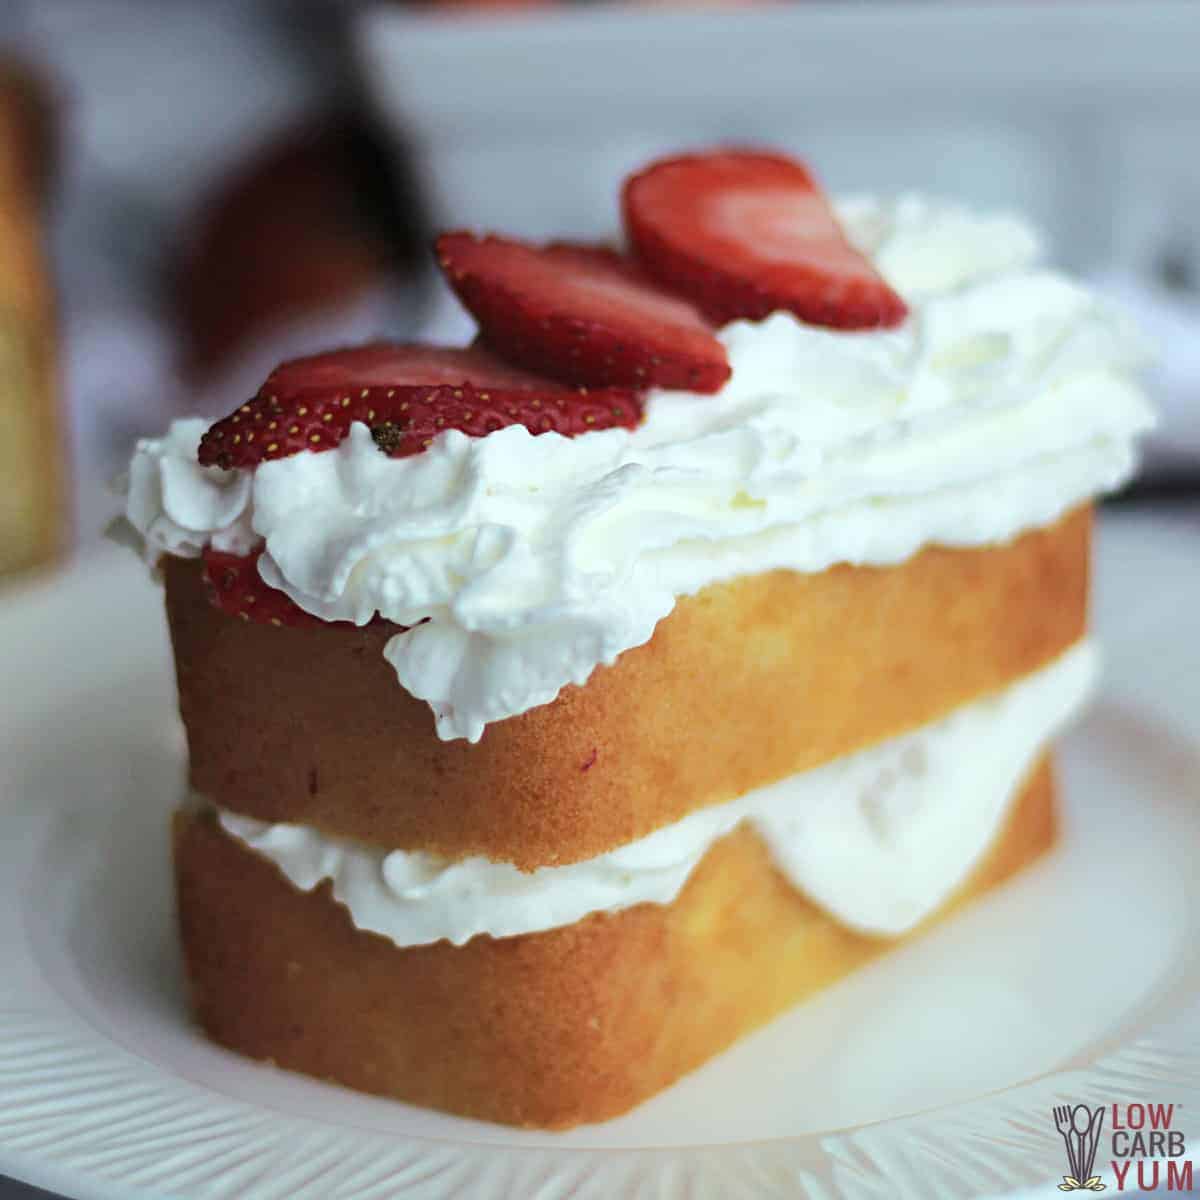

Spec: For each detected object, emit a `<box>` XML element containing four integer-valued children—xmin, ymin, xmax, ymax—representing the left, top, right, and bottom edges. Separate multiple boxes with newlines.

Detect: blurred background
<box><xmin>0</xmin><ymin>0</ymin><xmax>1197</xmax><ymax>584</ymax></box>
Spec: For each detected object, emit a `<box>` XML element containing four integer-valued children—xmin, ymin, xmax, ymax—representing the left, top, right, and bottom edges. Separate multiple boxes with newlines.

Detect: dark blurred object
<box><xmin>0</xmin><ymin>58</ymin><xmax>66</xmax><ymax>580</ymax></box>
<box><xmin>0</xmin><ymin>57</ymin><xmax>54</xmax><ymax>202</ymax></box>
<box><xmin>409</xmin><ymin>0</ymin><xmax>553</xmax><ymax>9</ymax></box>
<box><xmin>175</xmin><ymin>110</ymin><xmax>429</xmax><ymax>381</ymax></box>
<box><xmin>0</xmin><ymin>1176</ymin><xmax>61</xmax><ymax>1199</ymax></box>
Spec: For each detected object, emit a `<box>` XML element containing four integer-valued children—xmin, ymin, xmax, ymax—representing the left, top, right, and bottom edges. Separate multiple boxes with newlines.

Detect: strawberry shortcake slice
<box><xmin>123</xmin><ymin>150</ymin><xmax>1152</xmax><ymax>1127</ymax></box>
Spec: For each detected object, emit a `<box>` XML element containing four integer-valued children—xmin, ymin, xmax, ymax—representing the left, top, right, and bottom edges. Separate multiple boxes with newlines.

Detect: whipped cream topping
<box><xmin>217</xmin><ymin>641</ymin><xmax>1096</xmax><ymax>947</ymax></box>
<box><xmin>125</xmin><ymin>196</ymin><xmax>1152</xmax><ymax>741</ymax></box>
<box><xmin>124</xmin><ymin>418</ymin><xmax>257</xmax><ymax>562</ymax></box>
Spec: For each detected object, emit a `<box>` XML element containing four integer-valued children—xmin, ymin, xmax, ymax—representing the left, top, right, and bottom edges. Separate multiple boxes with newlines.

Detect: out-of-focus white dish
<box><xmin>352</xmin><ymin>0</ymin><xmax>1200</xmax><ymax>254</ymax></box>
<box><xmin>352</xmin><ymin>0</ymin><xmax>1200</xmax><ymax>483</ymax></box>
<box><xmin>0</xmin><ymin>509</ymin><xmax>1197</xmax><ymax>1200</ymax></box>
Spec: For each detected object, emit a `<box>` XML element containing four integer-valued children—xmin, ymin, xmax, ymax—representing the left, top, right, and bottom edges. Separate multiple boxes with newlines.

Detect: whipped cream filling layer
<box><xmin>216</xmin><ymin>641</ymin><xmax>1096</xmax><ymax>948</ymax></box>
<box><xmin>126</xmin><ymin>196</ymin><xmax>1151</xmax><ymax>742</ymax></box>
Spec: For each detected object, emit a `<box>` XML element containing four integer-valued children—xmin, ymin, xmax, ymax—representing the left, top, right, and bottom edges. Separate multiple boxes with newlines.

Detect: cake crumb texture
<box><xmin>175</xmin><ymin>755</ymin><xmax>1056</xmax><ymax>1129</ymax></box>
<box><xmin>166</xmin><ymin>507</ymin><xmax>1087</xmax><ymax>868</ymax></box>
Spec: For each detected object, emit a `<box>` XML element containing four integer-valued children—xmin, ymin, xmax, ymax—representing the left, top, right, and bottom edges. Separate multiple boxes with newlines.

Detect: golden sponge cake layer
<box><xmin>175</xmin><ymin>754</ymin><xmax>1056</xmax><ymax>1129</ymax></box>
<box><xmin>165</xmin><ymin>507</ymin><xmax>1087</xmax><ymax>869</ymax></box>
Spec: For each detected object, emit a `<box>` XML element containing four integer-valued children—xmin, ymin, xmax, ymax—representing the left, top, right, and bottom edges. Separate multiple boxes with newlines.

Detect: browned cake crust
<box><xmin>0</xmin><ymin>63</ymin><xmax>64</xmax><ymax>577</ymax></box>
<box><xmin>175</xmin><ymin>754</ymin><xmax>1057</xmax><ymax>1129</ymax></box>
<box><xmin>166</xmin><ymin>508</ymin><xmax>1088</xmax><ymax>869</ymax></box>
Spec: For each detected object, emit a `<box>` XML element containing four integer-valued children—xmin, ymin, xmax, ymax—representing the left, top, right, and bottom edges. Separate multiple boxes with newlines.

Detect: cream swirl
<box><xmin>124</xmin><ymin>196</ymin><xmax>1153</xmax><ymax>741</ymax></box>
<box><xmin>124</xmin><ymin>418</ymin><xmax>257</xmax><ymax>561</ymax></box>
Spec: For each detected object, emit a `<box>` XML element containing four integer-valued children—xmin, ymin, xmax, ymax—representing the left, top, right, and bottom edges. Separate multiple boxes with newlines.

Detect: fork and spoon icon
<box><xmin>1053</xmin><ymin>1104</ymin><xmax>1107</xmax><ymax>1191</ymax></box>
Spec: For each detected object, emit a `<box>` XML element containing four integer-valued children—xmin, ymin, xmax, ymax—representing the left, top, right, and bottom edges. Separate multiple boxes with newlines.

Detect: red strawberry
<box><xmin>197</xmin><ymin>343</ymin><xmax>642</xmax><ymax>471</ymax></box>
<box><xmin>202</xmin><ymin>547</ymin><xmax>416</xmax><ymax>630</ymax></box>
<box><xmin>435</xmin><ymin>235</ymin><xmax>730</xmax><ymax>393</ymax></box>
<box><xmin>622</xmin><ymin>150</ymin><xmax>908</xmax><ymax>330</ymax></box>
<box><xmin>201</xmin><ymin>548</ymin><xmax>326</xmax><ymax>628</ymax></box>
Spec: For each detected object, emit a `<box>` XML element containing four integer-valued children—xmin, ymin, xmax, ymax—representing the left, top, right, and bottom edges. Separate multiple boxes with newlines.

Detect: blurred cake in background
<box><xmin>0</xmin><ymin>60</ymin><xmax>65</xmax><ymax>579</ymax></box>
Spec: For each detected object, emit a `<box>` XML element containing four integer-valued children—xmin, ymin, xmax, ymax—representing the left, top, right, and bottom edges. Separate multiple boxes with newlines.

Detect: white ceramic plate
<box><xmin>1</xmin><ymin>510</ymin><xmax>1198</xmax><ymax>1200</ymax></box>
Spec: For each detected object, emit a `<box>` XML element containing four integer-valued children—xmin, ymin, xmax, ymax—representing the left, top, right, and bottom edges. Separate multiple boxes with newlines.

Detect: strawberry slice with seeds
<box><xmin>201</xmin><ymin>547</ymin><xmax>326</xmax><ymax>628</ymax></box>
<box><xmin>623</xmin><ymin>150</ymin><xmax>908</xmax><ymax>330</ymax></box>
<box><xmin>202</xmin><ymin>547</ymin><xmax>415</xmax><ymax>629</ymax></box>
<box><xmin>435</xmin><ymin>234</ymin><xmax>730</xmax><ymax>393</ymax></box>
<box><xmin>197</xmin><ymin>342</ymin><xmax>642</xmax><ymax>471</ymax></box>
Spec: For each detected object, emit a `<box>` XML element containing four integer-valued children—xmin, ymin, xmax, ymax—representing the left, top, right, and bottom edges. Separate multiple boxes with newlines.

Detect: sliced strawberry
<box><xmin>622</xmin><ymin>150</ymin><xmax>908</xmax><ymax>330</ymax></box>
<box><xmin>201</xmin><ymin>548</ymin><xmax>326</xmax><ymax>628</ymax></box>
<box><xmin>259</xmin><ymin>342</ymin><xmax>547</xmax><ymax>396</ymax></box>
<box><xmin>435</xmin><ymin>234</ymin><xmax>730</xmax><ymax>393</ymax></box>
<box><xmin>197</xmin><ymin>342</ymin><xmax>642</xmax><ymax>471</ymax></box>
<box><xmin>201</xmin><ymin>547</ymin><xmax>416</xmax><ymax>629</ymax></box>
